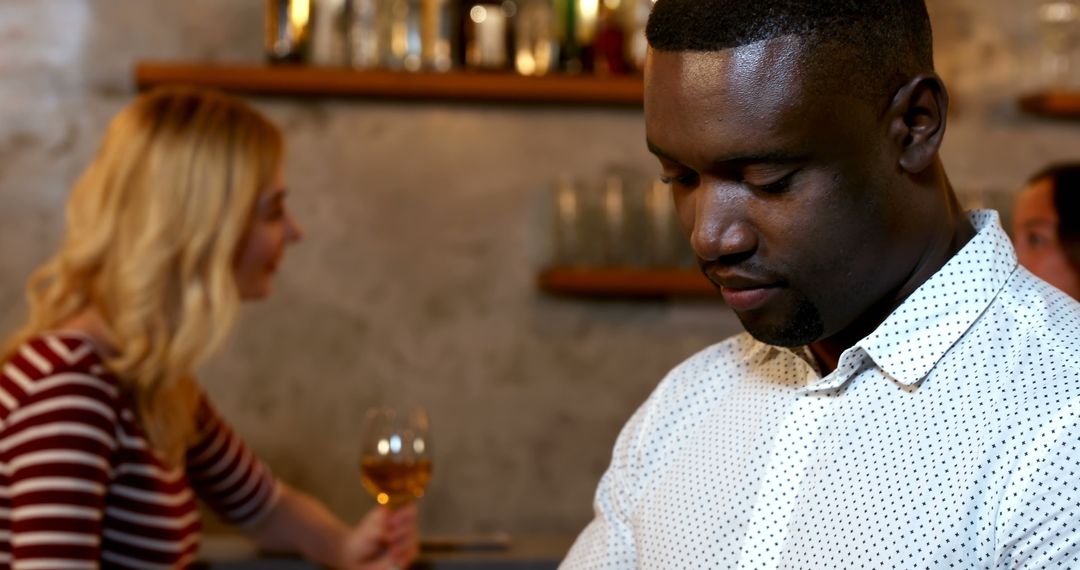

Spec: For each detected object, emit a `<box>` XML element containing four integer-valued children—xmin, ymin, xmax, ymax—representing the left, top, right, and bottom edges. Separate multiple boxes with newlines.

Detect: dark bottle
<box><xmin>593</xmin><ymin>1</ymin><xmax>628</xmax><ymax>74</ymax></box>
<box><xmin>555</xmin><ymin>0</ymin><xmax>585</xmax><ymax>73</ymax></box>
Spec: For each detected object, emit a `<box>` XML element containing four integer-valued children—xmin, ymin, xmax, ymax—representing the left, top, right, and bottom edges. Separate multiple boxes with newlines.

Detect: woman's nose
<box><xmin>286</xmin><ymin>213</ymin><xmax>304</xmax><ymax>243</ymax></box>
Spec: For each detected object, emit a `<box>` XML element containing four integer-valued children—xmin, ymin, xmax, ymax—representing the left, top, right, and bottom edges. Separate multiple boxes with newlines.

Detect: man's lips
<box><xmin>718</xmin><ymin>285</ymin><xmax>782</xmax><ymax>311</ymax></box>
<box><xmin>703</xmin><ymin>270</ymin><xmax>783</xmax><ymax>311</ymax></box>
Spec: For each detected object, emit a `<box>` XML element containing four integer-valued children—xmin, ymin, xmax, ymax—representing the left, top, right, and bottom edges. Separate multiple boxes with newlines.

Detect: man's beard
<box><xmin>739</xmin><ymin>291</ymin><xmax>824</xmax><ymax>347</ymax></box>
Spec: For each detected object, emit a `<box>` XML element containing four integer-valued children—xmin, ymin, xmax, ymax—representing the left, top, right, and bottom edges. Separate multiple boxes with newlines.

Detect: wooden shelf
<box><xmin>1018</xmin><ymin>90</ymin><xmax>1080</xmax><ymax>119</ymax></box>
<box><xmin>134</xmin><ymin>61</ymin><xmax>643</xmax><ymax>106</ymax></box>
<box><xmin>537</xmin><ymin>267</ymin><xmax>719</xmax><ymax>298</ymax></box>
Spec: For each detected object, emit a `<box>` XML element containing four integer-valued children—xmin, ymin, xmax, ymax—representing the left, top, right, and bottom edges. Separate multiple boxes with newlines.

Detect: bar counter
<box><xmin>199</xmin><ymin>534</ymin><xmax>574</xmax><ymax>570</ymax></box>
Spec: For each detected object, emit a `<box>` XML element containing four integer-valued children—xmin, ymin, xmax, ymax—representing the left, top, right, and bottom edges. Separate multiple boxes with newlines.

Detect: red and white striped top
<box><xmin>0</xmin><ymin>333</ymin><xmax>281</xmax><ymax>569</ymax></box>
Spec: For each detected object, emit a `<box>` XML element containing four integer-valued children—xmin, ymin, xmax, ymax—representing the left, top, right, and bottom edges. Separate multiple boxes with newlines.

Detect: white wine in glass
<box><xmin>359</xmin><ymin>406</ymin><xmax>433</xmax><ymax>509</ymax></box>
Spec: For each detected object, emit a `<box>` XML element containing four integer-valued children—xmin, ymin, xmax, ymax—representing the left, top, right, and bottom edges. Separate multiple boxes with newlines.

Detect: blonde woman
<box><xmin>0</xmin><ymin>87</ymin><xmax>417</xmax><ymax>568</ymax></box>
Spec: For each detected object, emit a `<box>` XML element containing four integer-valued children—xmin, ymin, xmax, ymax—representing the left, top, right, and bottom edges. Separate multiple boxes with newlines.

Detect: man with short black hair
<box><xmin>562</xmin><ymin>0</ymin><xmax>1080</xmax><ymax>567</ymax></box>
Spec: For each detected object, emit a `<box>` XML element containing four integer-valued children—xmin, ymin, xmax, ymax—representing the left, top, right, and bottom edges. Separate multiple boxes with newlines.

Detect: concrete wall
<box><xmin>0</xmin><ymin>0</ymin><xmax>1077</xmax><ymax>537</ymax></box>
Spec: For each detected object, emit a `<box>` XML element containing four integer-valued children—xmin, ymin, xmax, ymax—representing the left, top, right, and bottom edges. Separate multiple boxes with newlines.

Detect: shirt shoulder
<box><xmin>0</xmin><ymin>334</ymin><xmax>120</xmax><ymax>426</ymax></box>
<box><xmin>612</xmin><ymin>333</ymin><xmax>758</xmax><ymax>470</ymax></box>
<box><xmin>972</xmin><ymin>269</ymin><xmax>1080</xmax><ymax>418</ymax></box>
<box><xmin>650</xmin><ymin>332</ymin><xmax>760</xmax><ymax>406</ymax></box>
<box><xmin>994</xmin><ymin>269</ymin><xmax>1080</xmax><ymax>373</ymax></box>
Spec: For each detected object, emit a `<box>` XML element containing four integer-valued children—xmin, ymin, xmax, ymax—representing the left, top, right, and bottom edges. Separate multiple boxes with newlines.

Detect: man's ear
<box><xmin>886</xmin><ymin>73</ymin><xmax>949</xmax><ymax>174</ymax></box>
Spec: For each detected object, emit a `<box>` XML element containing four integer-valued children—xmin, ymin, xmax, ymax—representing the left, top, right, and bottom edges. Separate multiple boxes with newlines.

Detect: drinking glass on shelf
<box><xmin>1037</xmin><ymin>0</ymin><xmax>1080</xmax><ymax>89</ymax></box>
<box><xmin>359</xmin><ymin>406</ymin><xmax>433</xmax><ymax>509</ymax></box>
<box><xmin>600</xmin><ymin>172</ymin><xmax>627</xmax><ymax>266</ymax></box>
<box><xmin>549</xmin><ymin>175</ymin><xmax>603</xmax><ymax>267</ymax></box>
<box><xmin>644</xmin><ymin>177</ymin><xmax>696</xmax><ymax>268</ymax></box>
<box><xmin>599</xmin><ymin>167</ymin><xmax>649</xmax><ymax>267</ymax></box>
<box><xmin>645</xmin><ymin>178</ymin><xmax>675</xmax><ymax>266</ymax></box>
<box><xmin>551</xmin><ymin>176</ymin><xmax>583</xmax><ymax>266</ymax></box>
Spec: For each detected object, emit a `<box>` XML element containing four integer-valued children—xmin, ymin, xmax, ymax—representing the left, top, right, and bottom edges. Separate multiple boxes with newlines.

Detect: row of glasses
<box><xmin>551</xmin><ymin>168</ymin><xmax>696</xmax><ymax>269</ymax></box>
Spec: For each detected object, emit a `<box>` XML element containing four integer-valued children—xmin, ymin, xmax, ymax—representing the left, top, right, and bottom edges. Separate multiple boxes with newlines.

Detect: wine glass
<box><xmin>359</xmin><ymin>406</ymin><xmax>433</xmax><ymax>509</ymax></box>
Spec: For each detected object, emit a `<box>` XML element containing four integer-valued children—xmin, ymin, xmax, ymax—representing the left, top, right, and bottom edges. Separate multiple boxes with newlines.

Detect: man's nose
<box><xmin>689</xmin><ymin>182</ymin><xmax>757</xmax><ymax>263</ymax></box>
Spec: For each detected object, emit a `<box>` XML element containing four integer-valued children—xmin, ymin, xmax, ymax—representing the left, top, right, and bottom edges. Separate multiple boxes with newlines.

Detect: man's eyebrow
<box><xmin>646</xmin><ymin>139</ymin><xmax>803</xmax><ymax>166</ymax></box>
<box><xmin>719</xmin><ymin>151</ymin><xmax>804</xmax><ymax>166</ymax></box>
<box><xmin>1020</xmin><ymin>220</ymin><xmax>1056</xmax><ymax>229</ymax></box>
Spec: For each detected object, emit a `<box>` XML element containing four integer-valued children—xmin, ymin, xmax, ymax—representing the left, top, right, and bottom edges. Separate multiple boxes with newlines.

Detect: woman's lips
<box><xmin>719</xmin><ymin>285</ymin><xmax>781</xmax><ymax>311</ymax></box>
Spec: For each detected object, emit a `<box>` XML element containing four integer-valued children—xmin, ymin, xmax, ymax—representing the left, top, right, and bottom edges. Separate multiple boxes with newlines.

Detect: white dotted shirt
<box><xmin>563</xmin><ymin>211</ymin><xmax>1080</xmax><ymax>569</ymax></box>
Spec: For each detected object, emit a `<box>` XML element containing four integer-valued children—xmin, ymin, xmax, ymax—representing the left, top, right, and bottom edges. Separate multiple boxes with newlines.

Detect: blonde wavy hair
<box><xmin>3</xmin><ymin>86</ymin><xmax>283</xmax><ymax>465</ymax></box>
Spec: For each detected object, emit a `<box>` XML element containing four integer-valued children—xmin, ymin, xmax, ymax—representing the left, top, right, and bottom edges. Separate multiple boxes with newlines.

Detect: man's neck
<box><xmin>808</xmin><ymin>196</ymin><xmax>977</xmax><ymax>375</ymax></box>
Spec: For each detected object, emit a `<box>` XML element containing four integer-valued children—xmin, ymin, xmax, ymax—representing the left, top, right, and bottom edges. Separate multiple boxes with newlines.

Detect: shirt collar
<box><xmin>744</xmin><ymin>210</ymin><xmax>1017</xmax><ymax>389</ymax></box>
<box><xmin>857</xmin><ymin>210</ymin><xmax>1017</xmax><ymax>386</ymax></box>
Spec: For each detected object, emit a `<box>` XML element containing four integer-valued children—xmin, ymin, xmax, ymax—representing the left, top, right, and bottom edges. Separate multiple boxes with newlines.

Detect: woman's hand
<box><xmin>243</xmin><ymin>483</ymin><xmax>419</xmax><ymax>570</ymax></box>
<box><xmin>341</xmin><ymin>504</ymin><xmax>420</xmax><ymax>569</ymax></box>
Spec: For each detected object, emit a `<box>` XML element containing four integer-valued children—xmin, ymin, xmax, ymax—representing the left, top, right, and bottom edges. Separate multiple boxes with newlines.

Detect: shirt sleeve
<box><xmin>0</xmin><ymin>365</ymin><xmax>118</xmax><ymax>569</ymax></box>
<box><xmin>994</xmin><ymin>397</ymin><xmax>1080</xmax><ymax>568</ymax></box>
<box><xmin>561</xmin><ymin>403</ymin><xmax>649</xmax><ymax>569</ymax></box>
<box><xmin>186</xmin><ymin>394</ymin><xmax>281</xmax><ymax>530</ymax></box>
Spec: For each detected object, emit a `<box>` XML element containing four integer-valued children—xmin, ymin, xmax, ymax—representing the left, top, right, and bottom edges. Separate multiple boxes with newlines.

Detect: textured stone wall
<box><xmin>1</xmin><ymin>0</ymin><xmax>1077</xmax><ymax>537</ymax></box>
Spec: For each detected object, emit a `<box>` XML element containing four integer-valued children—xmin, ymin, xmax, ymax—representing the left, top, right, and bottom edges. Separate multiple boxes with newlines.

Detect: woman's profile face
<box><xmin>234</xmin><ymin>169</ymin><xmax>304</xmax><ymax>300</ymax></box>
<box><xmin>1013</xmin><ymin>177</ymin><xmax>1080</xmax><ymax>300</ymax></box>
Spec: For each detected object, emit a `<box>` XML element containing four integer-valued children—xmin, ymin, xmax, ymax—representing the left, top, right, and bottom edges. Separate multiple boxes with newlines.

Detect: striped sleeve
<box><xmin>186</xmin><ymin>394</ymin><xmax>281</xmax><ymax>530</ymax></box>
<box><xmin>0</xmin><ymin>339</ymin><xmax>119</xmax><ymax>569</ymax></box>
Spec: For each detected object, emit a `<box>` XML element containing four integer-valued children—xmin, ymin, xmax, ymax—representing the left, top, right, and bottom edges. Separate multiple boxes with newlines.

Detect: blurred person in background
<box><xmin>0</xmin><ymin>86</ymin><xmax>417</xmax><ymax>569</ymax></box>
<box><xmin>1013</xmin><ymin>163</ymin><xmax>1080</xmax><ymax>300</ymax></box>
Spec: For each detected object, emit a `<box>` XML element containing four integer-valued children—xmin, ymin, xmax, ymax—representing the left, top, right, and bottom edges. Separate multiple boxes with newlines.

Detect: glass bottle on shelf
<box><xmin>461</xmin><ymin>0</ymin><xmax>516</xmax><ymax>70</ymax></box>
<box><xmin>347</xmin><ymin>0</ymin><xmax>381</xmax><ymax>69</ymax></box>
<box><xmin>554</xmin><ymin>0</ymin><xmax>584</xmax><ymax>73</ymax></box>
<box><xmin>554</xmin><ymin>0</ymin><xmax>603</xmax><ymax>73</ymax></box>
<box><xmin>379</xmin><ymin>0</ymin><xmax>423</xmax><ymax>71</ymax></box>
<box><xmin>266</xmin><ymin>0</ymin><xmax>315</xmax><ymax>64</ymax></box>
<box><xmin>311</xmin><ymin>0</ymin><xmax>349</xmax><ymax>66</ymax></box>
<box><xmin>422</xmin><ymin>0</ymin><xmax>455</xmax><ymax>71</ymax></box>
<box><xmin>514</xmin><ymin>0</ymin><xmax>558</xmax><ymax>76</ymax></box>
<box><xmin>625</xmin><ymin>0</ymin><xmax>651</xmax><ymax>71</ymax></box>
<box><xmin>593</xmin><ymin>0</ymin><xmax>627</xmax><ymax>74</ymax></box>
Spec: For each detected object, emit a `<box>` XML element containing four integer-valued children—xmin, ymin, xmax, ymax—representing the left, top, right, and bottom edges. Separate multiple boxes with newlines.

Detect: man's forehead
<box><xmin>643</xmin><ymin>35</ymin><xmax>880</xmax><ymax>169</ymax></box>
<box><xmin>644</xmin><ymin>36</ymin><xmax>816</xmax><ymax>160</ymax></box>
<box><xmin>646</xmin><ymin>36</ymin><xmax>806</xmax><ymax>101</ymax></box>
